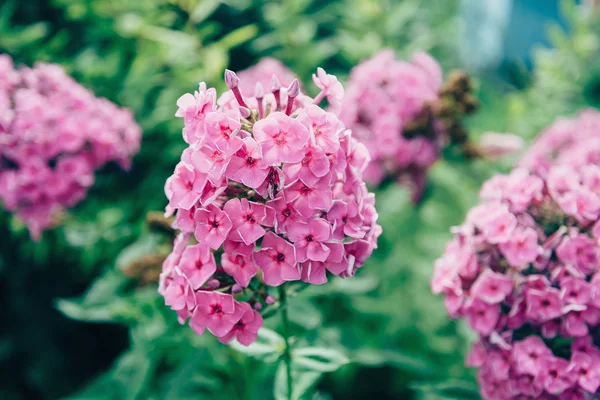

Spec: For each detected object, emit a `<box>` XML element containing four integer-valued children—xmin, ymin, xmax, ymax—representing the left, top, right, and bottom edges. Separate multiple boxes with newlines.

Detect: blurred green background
<box><xmin>1</xmin><ymin>0</ymin><xmax>600</xmax><ymax>399</ymax></box>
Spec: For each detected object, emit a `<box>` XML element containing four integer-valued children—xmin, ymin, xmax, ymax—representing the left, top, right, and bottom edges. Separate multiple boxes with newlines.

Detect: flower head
<box><xmin>159</xmin><ymin>61</ymin><xmax>381</xmax><ymax>345</ymax></box>
<box><xmin>433</xmin><ymin>164</ymin><xmax>600</xmax><ymax>399</ymax></box>
<box><xmin>339</xmin><ymin>49</ymin><xmax>477</xmax><ymax>202</ymax></box>
<box><xmin>0</xmin><ymin>56</ymin><xmax>141</xmax><ymax>239</ymax></box>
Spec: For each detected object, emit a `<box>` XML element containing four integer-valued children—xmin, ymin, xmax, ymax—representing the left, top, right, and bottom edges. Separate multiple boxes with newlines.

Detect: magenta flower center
<box><xmin>274</xmin><ymin>131</ymin><xmax>287</xmax><ymax>145</ymax></box>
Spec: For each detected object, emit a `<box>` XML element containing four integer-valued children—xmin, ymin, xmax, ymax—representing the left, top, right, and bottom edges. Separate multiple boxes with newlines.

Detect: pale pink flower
<box><xmin>225</xmin><ymin>137</ymin><xmax>269</xmax><ymax>188</ymax></box>
<box><xmin>498</xmin><ymin>227</ymin><xmax>539</xmax><ymax>269</ymax></box>
<box><xmin>253</xmin><ymin>112</ymin><xmax>309</xmax><ymax>165</ymax></box>
<box><xmin>470</xmin><ymin>269</ymin><xmax>513</xmax><ymax>304</ymax></box>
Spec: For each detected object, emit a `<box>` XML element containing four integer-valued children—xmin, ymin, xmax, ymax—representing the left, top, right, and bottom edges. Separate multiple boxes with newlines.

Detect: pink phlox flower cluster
<box><xmin>432</xmin><ymin>164</ymin><xmax>600</xmax><ymax>399</ymax></box>
<box><xmin>520</xmin><ymin>109</ymin><xmax>600</xmax><ymax>177</ymax></box>
<box><xmin>339</xmin><ymin>49</ymin><xmax>444</xmax><ymax>197</ymax></box>
<box><xmin>160</xmin><ymin>63</ymin><xmax>382</xmax><ymax>345</ymax></box>
<box><xmin>235</xmin><ymin>58</ymin><xmax>297</xmax><ymax>95</ymax></box>
<box><xmin>0</xmin><ymin>55</ymin><xmax>141</xmax><ymax>239</ymax></box>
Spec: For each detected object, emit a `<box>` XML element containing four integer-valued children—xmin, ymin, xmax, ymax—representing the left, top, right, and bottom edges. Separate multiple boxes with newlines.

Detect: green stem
<box><xmin>279</xmin><ymin>284</ymin><xmax>293</xmax><ymax>400</ymax></box>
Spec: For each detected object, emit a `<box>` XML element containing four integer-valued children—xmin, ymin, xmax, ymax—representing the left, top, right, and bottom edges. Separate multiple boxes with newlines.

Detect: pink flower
<box><xmin>175</xmin><ymin>85</ymin><xmax>216</xmax><ymax>142</ymax></box>
<box><xmin>178</xmin><ymin>244</ymin><xmax>217</xmax><ymax>289</ymax></box>
<box><xmin>163</xmin><ymin>271</ymin><xmax>195</xmax><ymax>312</ymax></box>
<box><xmin>221</xmin><ymin>241</ymin><xmax>257</xmax><ymax>287</ymax></box>
<box><xmin>569</xmin><ymin>352</ymin><xmax>600</xmax><ymax>393</ymax></box>
<box><xmin>225</xmin><ymin>137</ymin><xmax>269</xmax><ymax>188</ymax></box>
<box><xmin>166</xmin><ymin>162</ymin><xmax>206</xmax><ymax>210</ymax></box>
<box><xmin>190</xmin><ymin>292</ymin><xmax>243</xmax><ymax>337</ymax></box>
<box><xmin>298</xmin><ymin>104</ymin><xmax>341</xmax><ymax>153</ymax></box>
<box><xmin>556</xmin><ymin>234</ymin><xmax>599</xmax><ymax>275</ymax></box>
<box><xmin>563</xmin><ymin>309</ymin><xmax>589</xmax><ymax>337</ymax></box>
<box><xmin>286</xmin><ymin>176</ymin><xmax>333</xmax><ymax>216</ymax></box>
<box><xmin>204</xmin><ymin>111</ymin><xmax>242</xmax><ymax>151</ymax></box>
<box><xmin>480</xmin><ymin>206</ymin><xmax>517</xmax><ymax>244</ymax></box>
<box><xmin>561</xmin><ymin>277</ymin><xmax>592</xmax><ymax>306</ymax></box>
<box><xmin>194</xmin><ymin>204</ymin><xmax>233</xmax><ymax>250</ymax></box>
<box><xmin>253</xmin><ymin>112</ymin><xmax>309</xmax><ymax>164</ymax></box>
<box><xmin>287</xmin><ymin>218</ymin><xmax>332</xmax><ymax>262</ymax></box>
<box><xmin>470</xmin><ymin>269</ymin><xmax>513</xmax><ymax>304</ymax></box>
<box><xmin>217</xmin><ymin>302</ymin><xmax>264</xmax><ymax>346</ymax></box>
<box><xmin>326</xmin><ymin>199</ymin><xmax>365</xmax><ymax>240</ymax></box>
<box><xmin>464</xmin><ymin>299</ymin><xmax>500</xmax><ymax>336</ymax></box>
<box><xmin>191</xmin><ymin>144</ymin><xmax>234</xmax><ymax>183</ymax></box>
<box><xmin>512</xmin><ymin>336</ymin><xmax>552</xmax><ymax>376</ymax></box>
<box><xmin>526</xmin><ymin>288</ymin><xmax>563</xmax><ymax>322</ymax></box>
<box><xmin>300</xmin><ymin>261</ymin><xmax>328</xmax><ymax>285</ymax></box>
<box><xmin>283</xmin><ymin>142</ymin><xmax>330</xmax><ymax>185</ymax></box>
<box><xmin>498</xmin><ymin>227</ymin><xmax>539</xmax><ymax>269</ymax></box>
<box><xmin>267</xmin><ymin>194</ymin><xmax>301</xmax><ymax>234</ymax></box>
<box><xmin>312</xmin><ymin>67</ymin><xmax>344</xmax><ymax>112</ymax></box>
<box><xmin>253</xmin><ymin>232</ymin><xmax>299</xmax><ymax>286</ymax></box>
<box><xmin>536</xmin><ymin>356</ymin><xmax>576</xmax><ymax>395</ymax></box>
<box><xmin>223</xmin><ymin>198</ymin><xmax>267</xmax><ymax>245</ymax></box>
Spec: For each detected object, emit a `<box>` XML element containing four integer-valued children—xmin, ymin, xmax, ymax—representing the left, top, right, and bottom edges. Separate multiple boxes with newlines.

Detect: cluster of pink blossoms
<box><xmin>235</xmin><ymin>58</ymin><xmax>297</xmax><ymax>95</ymax></box>
<box><xmin>159</xmin><ymin>65</ymin><xmax>381</xmax><ymax>345</ymax></box>
<box><xmin>339</xmin><ymin>49</ymin><xmax>477</xmax><ymax>202</ymax></box>
<box><xmin>432</xmin><ymin>163</ymin><xmax>600</xmax><ymax>399</ymax></box>
<box><xmin>520</xmin><ymin>109</ymin><xmax>600</xmax><ymax>177</ymax></box>
<box><xmin>0</xmin><ymin>55</ymin><xmax>141</xmax><ymax>239</ymax></box>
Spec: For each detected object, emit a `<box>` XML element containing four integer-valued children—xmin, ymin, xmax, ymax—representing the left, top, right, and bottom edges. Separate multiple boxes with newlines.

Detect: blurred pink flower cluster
<box><xmin>432</xmin><ymin>164</ymin><xmax>600</xmax><ymax>399</ymax></box>
<box><xmin>340</xmin><ymin>50</ymin><xmax>478</xmax><ymax>203</ymax></box>
<box><xmin>159</xmin><ymin>62</ymin><xmax>381</xmax><ymax>345</ymax></box>
<box><xmin>235</xmin><ymin>57</ymin><xmax>297</xmax><ymax>95</ymax></box>
<box><xmin>520</xmin><ymin>109</ymin><xmax>600</xmax><ymax>177</ymax></box>
<box><xmin>0</xmin><ymin>55</ymin><xmax>141</xmax><ymax>239</ymax></box>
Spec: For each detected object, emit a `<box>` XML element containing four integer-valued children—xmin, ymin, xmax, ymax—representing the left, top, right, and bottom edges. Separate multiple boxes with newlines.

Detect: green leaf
<box><xmin>274</xmin><ymin>361</ymin><xmax>322</xmax><ymax>400</ymax></box>
<box><xmin>353</xmin><ymin>348</ymin><xmax>435</xmax><ymax>376</ymax></box>
<box><xmin>293</xmin><ymin>347</ymin><xmax>350</xmax><ymax>372</ymax></box>
<box><xmin>229</xmin><ymin>328</ymin><xmax>284</xmax><ymax>360</ymax></box>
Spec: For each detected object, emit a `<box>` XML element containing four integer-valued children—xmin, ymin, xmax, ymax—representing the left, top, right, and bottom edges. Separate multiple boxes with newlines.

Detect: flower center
<box><xmin>246</xmin><ymin>157</ymin><xmax>255</xmax><ymax>165</ymax></box>
<box><xmin>306</xmin><ymin>235</ymin><xmax>313</xmax><ymax>242</ymax></box>
<box><xmin>274</xmin><ymin>131</ymin><xmax>287</xmax><ymax>145</ymax></box>
<box><xmin>277</xmin><ymin>253</ymin><xmax>285</xmax><ymax>262</ymax></box>
<box><xmin>211</xmin><ymin>304</ymin><xmax>223</xmax><ymax>314</ymax></box>
<box><xmin>541</xmin><ymin>299</ymin><xmax>551</xmax><ymax>307</ymax></box>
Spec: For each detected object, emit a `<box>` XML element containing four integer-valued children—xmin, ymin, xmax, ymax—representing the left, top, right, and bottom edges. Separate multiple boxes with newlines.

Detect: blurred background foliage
<box><xmin>1</xmin><ymin>0</ymin><xmax>599</xmax><ymax>399</ymax></box>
